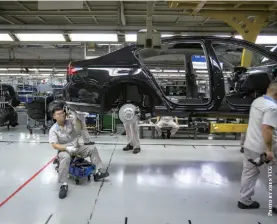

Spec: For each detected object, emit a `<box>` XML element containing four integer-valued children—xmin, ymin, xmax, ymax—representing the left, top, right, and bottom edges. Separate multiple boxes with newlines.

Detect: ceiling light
<box><xmin>29</xmin><ymin>68</ymin><xmax>38</xmax><ymax>71</ymax></box>
<box><xmin>7</xmin><ymin>68</ymin><xmax>22</xmax><ymax>71</ymax></box>
<box><xmin>234</xmin><ymin>35</ymin><xmax>277</xmax><ymax>44</ymax></box>
<box><xmin>38</xmin><ymin>68</ymin><xmax>53</xmax><ymax>71</ymax></box>
<box><xmin>15</xmin><ymin>33</ymin><xmax>65</xmax><ymax>41</ymax></box>
<box><xmin>163</xmin><ymin>69</ymin><xmax>179</xmax><ymax>72</ymax></box>
<box><xmin>256</xmin><ymin>36</ymin><xmax>277</xmax><ymax>44</ymax></box>
<box><xmin>0</xmin><ymin>68</ymin><xmax>7</xmax><ymax>71</ymax></box>
<box><xmin>0</xmin><ymin>34</ymin><xmax>13</xmax><ymax>41</ymax></box>
<box><xmin>97</xmin><ymin>44</ymin><xmax>122</xmax><ymax>46</ymax></box>
<box><xmin>69</xmin><ymin>33</ymin><xmax>118</xmax><ymax>42</ymax></box>
<box><xmin>125</xmin><ymin>34</ymin><xmax>137</xmax><ymax>42</ymax></box>
<box><xmin>161</xmin><ymin>34</ymin><xmax>174</xmax><ymax>38</ymax></box>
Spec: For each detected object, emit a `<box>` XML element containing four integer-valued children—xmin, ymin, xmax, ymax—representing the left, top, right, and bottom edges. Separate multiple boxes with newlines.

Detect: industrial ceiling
<box><xmin>0</xmin><ymin>0</ymin><xmax>276</xmax><ymax>70</ymax></box>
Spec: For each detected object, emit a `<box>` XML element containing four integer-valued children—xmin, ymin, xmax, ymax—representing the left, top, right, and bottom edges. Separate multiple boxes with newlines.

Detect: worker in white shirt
<box><xmin>238</xmin><ymin>81</ymin><xmax>277</xmax><ymax>215</ymax></box>
<box><xmin>155</xmin><ymin>116</ymin><xmax>179</xmax><ymax>139</ymax></box>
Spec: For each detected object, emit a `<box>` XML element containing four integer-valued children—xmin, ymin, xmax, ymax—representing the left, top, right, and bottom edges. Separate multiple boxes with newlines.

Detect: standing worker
<box><xmin>238</xmin><ymin>81</ymin><xmax>277</xmax><ymax>215</ymax></box>
<box><xmin>240</xmin><ymin>132</ymin><xmax>246</xmax><ymax>153</ymax></box>
<box><xmin>155</xmin><ymin>116</ymin><xmax>179</xmax><ymax>139</ymax></box>
<box><xmin>49</xmin><ymin>106</ymin><xmax>109</xmax><ymax>199</ymax></box>
<box><xmin>122</xmin><ymin>120</ymin><xmax>141</xmax><ymax>154</ymax></box>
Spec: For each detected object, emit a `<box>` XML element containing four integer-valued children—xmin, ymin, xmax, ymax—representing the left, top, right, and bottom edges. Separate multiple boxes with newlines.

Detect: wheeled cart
<box><xmin>100</xmin><ymin>111</ymin><xmax>117</xmax><ymax>136</ymax></box>
<box><xmin>85</xmin><ymin>113</ymin><xmax>101</xmax><ymax>136</ymax></box>
<box><xmin>25</xmin><ymin>94</ymin><xmax>54</xmax><ymax>134</ymax></box>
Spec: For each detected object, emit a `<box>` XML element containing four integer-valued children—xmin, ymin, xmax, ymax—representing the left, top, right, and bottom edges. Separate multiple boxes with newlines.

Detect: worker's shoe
<box><xmin>59</xmin><ymin>184</ymin><xmax>68</xmax><ymax>199</ymax></box>
<box><xmin>133</xmin><ymin>148</ymin><xmax>141</xmax><ymax>154</ymax></box>
<box><xmin>94</xmin><ymin>170</ymin><xmax>109</xmax><ymax>181</ymax></box>
<box><xmin>238</xmin><ymin>201</ymin><xmax>260</xmax><ymax>209</ymax></box>
<box><xmin>123</xmin><ymin>144</ymin><xmax>133</xmax><ymax>151</ymax></box>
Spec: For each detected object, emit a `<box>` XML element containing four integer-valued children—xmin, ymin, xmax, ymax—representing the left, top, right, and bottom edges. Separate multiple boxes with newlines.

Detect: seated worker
<box><xmin>155</xmin><ymin>116</ymin><xmax>179</xmax><ymax>139</ymax></box>
<box><xmin>49</xmin><ymin>106</ymin><xmax>109</xmax><ymax>199</ymax></box>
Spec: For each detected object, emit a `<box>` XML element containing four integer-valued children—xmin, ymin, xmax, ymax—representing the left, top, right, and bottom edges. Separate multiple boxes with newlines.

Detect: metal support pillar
<box><xmin>146</xmin><ymin>1</ymin><xmax>154</xmax><ymax>46</ymax></box>
<box><xmin>219</xmin><ymin>15</ymin><xmax>267</xmax><ymax>67</ymax></box>
<box><xmin>197</xmin><ymin>14</ymin><xmax>267</xmax><ymax>67</ymax></box>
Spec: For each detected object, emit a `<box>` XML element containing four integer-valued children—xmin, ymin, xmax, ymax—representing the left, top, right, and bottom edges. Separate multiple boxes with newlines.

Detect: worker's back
<box><xmin>244</xmin><ymin>96</ymin><xmax>277</xmax><ymax>153</ymax></box>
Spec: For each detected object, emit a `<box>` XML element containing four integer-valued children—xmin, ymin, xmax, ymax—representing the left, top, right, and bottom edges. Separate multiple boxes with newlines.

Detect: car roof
<box><xmin>70</xmin><ymin>36</ymin><xmax>277</xmax><ymax>67</ymax></box>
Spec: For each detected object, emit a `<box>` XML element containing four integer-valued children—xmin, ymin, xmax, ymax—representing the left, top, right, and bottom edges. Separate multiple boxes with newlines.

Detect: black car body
<box><xmin>63</xmin><ymin>36</ymin><xmax>277</xmax><ymax>119</ymax></box>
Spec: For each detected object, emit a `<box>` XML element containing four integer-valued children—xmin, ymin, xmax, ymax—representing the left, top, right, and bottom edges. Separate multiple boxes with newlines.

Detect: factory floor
<box><xmin>0</xmin><ymin>126</ymin><xmax>275</xmax><ymax>224</ymax></box>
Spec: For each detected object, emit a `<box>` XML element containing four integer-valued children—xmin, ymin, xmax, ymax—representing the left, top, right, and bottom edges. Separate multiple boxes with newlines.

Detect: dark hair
<box><xmin>51</xmin><ymin>106</ymin><xmax>64</xmax><ymax>116</ymax></box>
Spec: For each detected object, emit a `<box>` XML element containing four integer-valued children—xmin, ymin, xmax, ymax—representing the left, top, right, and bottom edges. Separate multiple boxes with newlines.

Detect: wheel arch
<box><xmin>100</xmin><ymin>77</ymin><xmax>162</xmax><ymax>112</ymax></box>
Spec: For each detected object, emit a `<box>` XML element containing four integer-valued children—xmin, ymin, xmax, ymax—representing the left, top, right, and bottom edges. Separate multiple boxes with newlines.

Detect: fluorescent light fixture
<box><xmin>179</xmin><ymin>70</ymin><xmax>186</xmax><ymax>73</ymax></box>
<box><xmin>196</xmin><ymin>70</ymin><xmax>208</xmax><ymax>73</ymax></box>
<box><xmin>161</xmin><ymin>34</ymin><xmax>174</xmax><ymax>38</ymax></box>
<box><xmin>163</xmin><ymin>69</ymin><xmax>179</xmax><ymax>72</ymax></box>
<box><xmin>235</xmin><ymin>35</ymin><xmax>277</xmax><ymax>44</ymax></box>
<box><xmin>16</xmin><ymin>33</ymin><xmax>65</xmax><ymax>41</ymax></box>
<box><xmin>38</xmin><ymin>68</ymin><xmax>54</xmax><ymax>71</ymax></box>
<box><xmin>0</xmin><ymin>68</ymin><xmax>7</xmax><ymax>71</ymax></box>
<box><xmin>256</xmin><ymin>36</ymin><xmax>277</xmax><ymax>44</ymax></box>
<box><xmin>7</xmin><ymin>68</ymin><xmax>22</xmax><ymax>71</ymax></box>
<box><xmin>29</xmin><ymin>68</ymin><xmax>38</xmax><ymax>72</ymax></box>
<box><xmin>70</xmin><ymin>33</ymin><xmax>118</xmax><ymax>42</ymax></box>
<box><xmin>0</xmin><ymin>34</ymin><xmax>13</xmax><ymax>41</ymax></box>
<box><xmin>215</xmin><ymin>35</ymin><xmax>231</xmax><ymax>38</ymax></box>
<box><xmin>97</xmin><ymin>44</ymin><xmax>122</xmax><ymax>46</ymax></box>
<box><xmin>125</xmin><ymin>34</ymin><xmax>137</xmax><ymax>42</ymax></box>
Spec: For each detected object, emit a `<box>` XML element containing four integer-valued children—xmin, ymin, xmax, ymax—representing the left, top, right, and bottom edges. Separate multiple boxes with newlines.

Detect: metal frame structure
<box><xmin>0</xmin><ymin>1</ymin><xmax>276</xmax><ymax>69</ymax></box>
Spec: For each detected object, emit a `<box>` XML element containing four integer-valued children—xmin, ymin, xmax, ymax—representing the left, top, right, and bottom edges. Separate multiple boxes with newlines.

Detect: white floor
<box><xmin>0</xmin><ymin>126</ymin><xmax>275</xmax><ymax>224</ymax></box>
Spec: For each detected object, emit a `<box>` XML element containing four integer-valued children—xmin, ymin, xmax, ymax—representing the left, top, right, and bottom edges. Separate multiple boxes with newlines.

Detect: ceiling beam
<box><xmin>120</xmin><ymin>1</ymin><xmax>126</xmax><ymax>26</ymax></box>
<box><xmin>0</xmin><ymin>16</ymin><xmax>24</xmax><ymax>25</ymax></box>
<box><xmin>8</xmin><ymin>32</ymin><xmax>20</xmax><ymax>41</ymax></box>
<box><xmin>0</xmin><ymin>24</ymin><xmax>240</xmax><ymax>32</ymax></box>
<box><xmin>192</xmin><ymin>1</ymin><xmax>207</xmax><ymax>15</ymax></box>
<box><xmin>36</xmin><ymin>16</ymin><xmax>47</xmax><ymax>24</ymax></box>
<box><xmin>0</xmin><ymin>10</ymin><xmax>189</xmax><ymax>17</ymax></box>
<box><xmin>64</xmin><ymin>16</ymin><xmax>73</xmax><ymax>24</ymax></box>
<box><xmin>83</xmin><ymin>1</ymin><xmax>99</xmax><ymax>24</ymax></box>
<box><xmin>0</xmin><ymin>16</ymin><xmax>14</xmax><ymax>24</ymax></box>
<box><xmin>200</xmin><ymin>17</ymin><xmax>210</xmax><ymax>26</ymax></box>
<box><xmin>16</xmin><ymin>1</ymin><xmax>30</xmax><ymax>11</ymax></box>
<box><xmin>234</xmin><ymin>4</ymin><xmax>242</xmax><ymax>9</ymax></box>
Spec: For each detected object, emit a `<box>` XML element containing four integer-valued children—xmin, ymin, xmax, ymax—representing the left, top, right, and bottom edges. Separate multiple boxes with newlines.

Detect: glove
<box><xmin>66</xmin><ymin>145</ymin><xmax>77</xmax><ymax>154</ymax></box>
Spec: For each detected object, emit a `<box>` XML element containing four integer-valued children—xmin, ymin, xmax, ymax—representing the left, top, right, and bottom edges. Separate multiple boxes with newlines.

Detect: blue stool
<box><xmin>69</xmin><ymin>157</ymin><xmax>96</xmax><ymax>185</ymax></box>
<box><xmin>54</xmin><ymin>155</ymin><xmax>95</xmax><ymax>185</ymax></box>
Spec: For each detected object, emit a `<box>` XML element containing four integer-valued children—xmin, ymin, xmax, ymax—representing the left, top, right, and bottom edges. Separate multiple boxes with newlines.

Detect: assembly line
<box><xmin>0</xmin><ymin>1</ymin><xmax>277</xmax><ymax>224</ymax></box>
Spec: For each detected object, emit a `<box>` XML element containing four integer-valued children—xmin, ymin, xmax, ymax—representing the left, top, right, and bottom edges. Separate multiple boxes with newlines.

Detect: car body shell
<box><xmin>63</xmin><ymin>36</ymin><xmax>277</xmax><ymax>118</ymax></box>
